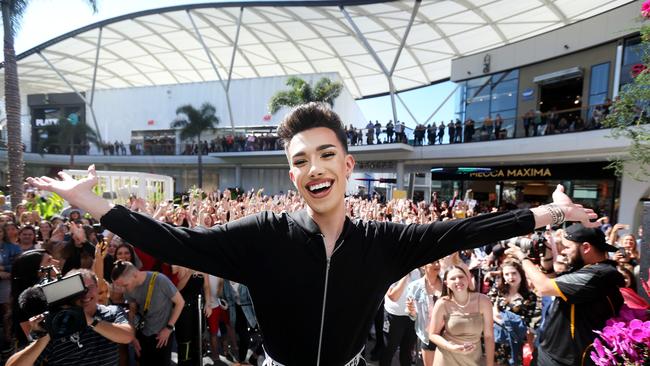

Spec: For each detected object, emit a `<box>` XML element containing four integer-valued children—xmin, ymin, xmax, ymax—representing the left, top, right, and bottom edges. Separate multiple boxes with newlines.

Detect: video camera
<box><xmin>19</xmin><ymin>267</ymin><xmax>88</xmax><ymax>339</ymax></box>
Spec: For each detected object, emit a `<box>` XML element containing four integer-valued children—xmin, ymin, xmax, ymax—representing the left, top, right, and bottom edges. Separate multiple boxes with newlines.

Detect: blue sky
<box><xmin>10</xmin><ymin>0</ymin><xmax>456</xmax><ymax>127</ymax></box>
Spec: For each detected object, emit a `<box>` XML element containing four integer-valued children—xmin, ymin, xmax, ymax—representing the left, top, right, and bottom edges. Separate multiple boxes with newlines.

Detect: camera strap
<box><xmin>142</xmin><ymin>272</ymin><xmax>158</xmax><ymax>317</ymax></box>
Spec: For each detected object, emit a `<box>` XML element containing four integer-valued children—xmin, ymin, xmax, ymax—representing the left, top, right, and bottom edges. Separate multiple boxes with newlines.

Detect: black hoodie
<box><xmin>101</xmin><ymin>205</ymin><xmax>534</xmax><ymax>365</ymax></box>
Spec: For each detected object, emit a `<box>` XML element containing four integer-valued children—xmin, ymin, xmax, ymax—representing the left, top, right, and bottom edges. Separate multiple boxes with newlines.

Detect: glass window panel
<box><xmin>589</xmin><ymin>62</ymin><xmax>609</xmax><ymax>98</ymax></box>
<box><xmin>465</xmin><ymin>98</ymin><xmax>490</xmax><ymax>122</ymax></box>
<box><xmin>491</xmin><ymin>79</ymin><xmax>518</xmax><ymax>112</ymax></box>
<box><xmin>467</xmin><ymin>76</ymin><xmax>490</xmax><ymax>88</ymax></box>
<box><xmin>623</xmin><ymin>37</ymin><xmax>643</xmax><ymax>66</ymax></box>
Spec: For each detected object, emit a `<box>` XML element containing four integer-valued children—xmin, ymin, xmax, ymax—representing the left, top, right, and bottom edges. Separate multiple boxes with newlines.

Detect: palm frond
<box><xmin>269</xmin><ymin>76</ymin><xmax>343</xmax><ymax>114</ymax></box>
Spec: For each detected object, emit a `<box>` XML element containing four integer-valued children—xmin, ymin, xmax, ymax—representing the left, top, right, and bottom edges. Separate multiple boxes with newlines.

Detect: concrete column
<box><xmin>235</xmin><ymin>164</ymin><xmax>242</xmax><ymax>189</ymax></box>
<box><xmin>618</xmin><ymin>161</ymin><xmax>649</xmax><ymax>229</ymax></box>
<box><xmin>424</xmin><ymin>172</ymin><xmax>432</xmax><ymax>204</ymax></box>
<box><xmin>396</xmin><ymin>161</ymin><xmax>405</xmax><ymax>190</ymax></box>
<box><xmin>175</xmin><ymin>130</ymin><xmax>182</xmax><ymax>155</ymax></box>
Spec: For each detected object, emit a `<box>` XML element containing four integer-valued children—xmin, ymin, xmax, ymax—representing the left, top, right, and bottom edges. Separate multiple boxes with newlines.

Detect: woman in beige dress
<box><xmin>429</xmin><ymin>265</ymin><xmax>494</xmax><ymax>366</ymax></box>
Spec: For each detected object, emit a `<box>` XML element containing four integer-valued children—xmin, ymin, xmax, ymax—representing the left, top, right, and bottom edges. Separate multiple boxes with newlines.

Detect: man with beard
<box><xmin>27</xmin><ymin>103</ymin><xmax>599</xmax><ymax>365</ymax></box>
<box><xmin>506</xmin><ymin>224</ymin><xmax>624</xmax><ymax>366</ymax></box>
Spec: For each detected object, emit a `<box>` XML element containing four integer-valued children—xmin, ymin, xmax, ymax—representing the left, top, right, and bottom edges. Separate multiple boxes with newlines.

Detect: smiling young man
<box><xmin>27</xmin><ymin>102</ymin><xmax>598</xmax><ymax>366</ymax></box>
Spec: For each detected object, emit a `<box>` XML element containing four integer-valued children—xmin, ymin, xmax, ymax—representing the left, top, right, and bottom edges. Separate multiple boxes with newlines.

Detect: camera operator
<box><xmin>6</xmin><ymin>269</ymin><xmax>134</xmax><ymax>366</ymax></box>
<box><xmin>505</xmin><ymin>224</ymin><xmax>624</xmax><ymax>366</ymax></box>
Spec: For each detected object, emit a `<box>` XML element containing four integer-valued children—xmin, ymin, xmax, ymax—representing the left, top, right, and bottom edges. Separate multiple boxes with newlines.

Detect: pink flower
<box><xmin>643</xmin><ymin>0</ymin><xmax>650</xmax><ymax>18</ymax></box>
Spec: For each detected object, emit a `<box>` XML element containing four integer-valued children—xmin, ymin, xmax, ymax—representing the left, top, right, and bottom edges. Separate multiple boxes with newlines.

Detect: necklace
<box><xmin>452</xmin><ymin>293</ymin><xmax>471</xmax><ymax>308</ymax></box>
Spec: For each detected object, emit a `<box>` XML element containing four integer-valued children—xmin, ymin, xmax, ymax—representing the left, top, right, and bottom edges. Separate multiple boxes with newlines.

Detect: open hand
<box><xmin>156</xmin><ymin>327</ymin><xmax>172</xmax><ymax>348</ymax></box>
<box><xmin>27</xmin><ymin>165</ymin><xmax>98</xmax><ymax>203</ymax></box>
<box><xmin>551</xmin><ymin>185</ymin><xmax>599</xmax><ymax>227</ymax></box>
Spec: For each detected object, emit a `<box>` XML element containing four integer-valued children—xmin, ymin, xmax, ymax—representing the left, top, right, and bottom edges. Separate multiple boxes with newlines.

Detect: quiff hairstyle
<box><xmin>276</xmin><ymin>102</ymin><xmax>349</xmax><ymax>153</ymax></box>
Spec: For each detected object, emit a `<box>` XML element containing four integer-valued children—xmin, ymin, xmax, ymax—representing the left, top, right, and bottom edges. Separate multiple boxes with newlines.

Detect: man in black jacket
<box><xmin>28</xmin><ymin>102</ymin><xmax>598</xmax><ymax>366</ymax></box>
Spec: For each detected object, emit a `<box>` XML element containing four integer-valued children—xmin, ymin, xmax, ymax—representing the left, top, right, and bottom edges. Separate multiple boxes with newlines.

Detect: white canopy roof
<box><xmin>1</xmin><ymin>0</ymin><xmax>634</xmax><ymax>99</ymax></box>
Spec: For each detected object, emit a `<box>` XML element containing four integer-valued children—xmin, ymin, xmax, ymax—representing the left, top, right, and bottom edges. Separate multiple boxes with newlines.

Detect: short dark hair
<box><xmin>111</xmin><ymin>260</ymin><xmax>137</xmax><ymax>282</ymax></box>
<box><xmin>276</xmin><ymin>102</ymin><xmax>348</xmax><ymax>153</ymax></box>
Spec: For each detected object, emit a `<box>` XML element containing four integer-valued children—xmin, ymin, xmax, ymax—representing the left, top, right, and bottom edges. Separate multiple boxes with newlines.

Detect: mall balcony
<box><xmin>0</xmin><ymin>104</ymin><xmax>644</xmax><ymax>229</ymax></box>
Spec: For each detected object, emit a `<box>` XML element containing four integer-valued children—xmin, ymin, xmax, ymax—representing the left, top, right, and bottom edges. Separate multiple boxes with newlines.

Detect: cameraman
<box><xmin>6</xmin><ymin>269</ymin><xmax>134</xmax><ymax>366</ymax></box>
<box><xmin>506</xmin><ymin>224</ymin><xmax>624</xmax><ymax>366</ymax></box>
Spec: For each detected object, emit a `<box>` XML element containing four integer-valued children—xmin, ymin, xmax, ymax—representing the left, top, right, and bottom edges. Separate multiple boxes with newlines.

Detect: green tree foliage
<box><xmin>2</xmin><ymin>0</ymin><xmax>97</xmax><ymax>208</ymax></box>
<box><xmin>603</xmin><ymin>19</ymin><xmax>650</xmax><ymax>180</ymax></box>
<box><xmin>269</xmin><ymin>76</ymin><xmax>343</xmax><ymax>114</ymax></box>
<box><xmin>171</xmin><ymin>103</ymin><xmax>219</xmax><ymax>188</ymax></box>
<box><xmin>24</xmin><ymin>192</ymin><xmax>64</xmax><ymax>220</ymax></box>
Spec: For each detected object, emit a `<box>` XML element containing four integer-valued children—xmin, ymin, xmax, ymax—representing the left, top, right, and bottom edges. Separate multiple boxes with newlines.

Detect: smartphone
<box><xmin>617</xmin><ymin>247</ymin><xmax>627</xmax><ymax>258</ymax></box>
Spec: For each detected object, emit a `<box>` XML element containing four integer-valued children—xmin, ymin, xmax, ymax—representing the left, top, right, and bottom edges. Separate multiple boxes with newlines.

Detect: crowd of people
<box><xmin>0</xmin><ymin>185</ymin><xmax>645</xmax><ymax>365</ymax></box>
<box><xmin>2</xmin><ymin>101</ymin><xmax>646</xmax><ymax>366</ymax></box>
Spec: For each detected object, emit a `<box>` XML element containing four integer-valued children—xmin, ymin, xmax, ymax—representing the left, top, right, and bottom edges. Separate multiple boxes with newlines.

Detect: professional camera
<box><xmin>18</xmin><ymin>268</ymin><xmax>88</xmax><ymax>339</ymax></box>
<box><xmin>504</xmin><ymin>231</ymin><xmax>548</xmax><ymax>264</ymax></box>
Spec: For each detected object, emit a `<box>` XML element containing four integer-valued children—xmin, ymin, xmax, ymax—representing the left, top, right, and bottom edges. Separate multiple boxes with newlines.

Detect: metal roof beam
<box><xmin>341</xmin><ymin>1</ymin><xmax>421</xmax><ymax>125</ymax></box>
<box><xmin>539</xmin><ymin>0</ymin><xmax>570</xmax><ymax>25</ymax></box>
<box><xmin>187</xmin><ymin>9</ymin><xmax>235</xmax><ymax>133</ymax></box>
<box><xmin>425</xmin><ymin>83</ymin><xmax>460</xmax><ymax>124</ymax></box>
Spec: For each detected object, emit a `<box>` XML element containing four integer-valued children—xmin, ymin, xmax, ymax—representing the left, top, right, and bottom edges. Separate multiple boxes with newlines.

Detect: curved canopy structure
<box><xmin>1</xmin><ymin>0</ymin><xmax>634</xmax><ymax>99</ymax></box>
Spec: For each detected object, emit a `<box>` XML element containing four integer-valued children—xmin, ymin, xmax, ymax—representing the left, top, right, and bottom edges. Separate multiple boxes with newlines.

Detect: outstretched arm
<box><xmin>27</xmin><ymin>165</ymin><xmax>112</xmax><ymax>220</ymax></box>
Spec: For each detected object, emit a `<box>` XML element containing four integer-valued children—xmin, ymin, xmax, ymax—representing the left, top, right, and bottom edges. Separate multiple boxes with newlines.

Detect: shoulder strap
<box><xmin>143</xmin><ymin>272</ymin><xmax>159</xmax><ymax>315</ymax></box>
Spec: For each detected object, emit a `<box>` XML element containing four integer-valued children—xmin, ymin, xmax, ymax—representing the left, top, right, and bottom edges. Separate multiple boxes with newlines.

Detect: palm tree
<box><xmin>171</xmin><ymin>103</ymin><xmax>219</xmax><ymax>188</ymax></box>
<box><xmin>269</xmin><ymin>76</ymin><xmax>343</xmax><ymax>114</ymax></box>
<box><xmin>35</xmin><ymin>117</ymin><xmax>101</xmax><ymax>167</ymax></box>
<box><xmin>2</xmin><ymin>0</ymin><xmax>97</xmax><ymax>208</ymax></box>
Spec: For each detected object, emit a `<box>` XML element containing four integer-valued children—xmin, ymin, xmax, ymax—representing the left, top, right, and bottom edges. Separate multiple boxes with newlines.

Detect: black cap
<box><xmin>564</xmin><ymin>223</ymin><xmax>618</xmax><ymax>252</ymax></box>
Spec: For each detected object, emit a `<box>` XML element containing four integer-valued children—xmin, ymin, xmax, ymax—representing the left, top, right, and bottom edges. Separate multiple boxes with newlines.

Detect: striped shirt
<box><xmin>36</xmin><ymin>305</ymin><xmax>127</xmax><ymax>366</ymax></box>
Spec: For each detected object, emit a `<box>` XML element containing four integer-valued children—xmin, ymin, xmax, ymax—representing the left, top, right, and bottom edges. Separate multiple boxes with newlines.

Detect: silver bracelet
<box><xmin>544</xmin><ymin>204</ymin><xmax>565</xmax><ymax>226</ymax></box>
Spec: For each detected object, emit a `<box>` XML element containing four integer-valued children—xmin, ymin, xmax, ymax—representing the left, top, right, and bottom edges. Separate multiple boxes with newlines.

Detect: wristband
<box><xmin>90</xmin><ymin>316</ymin><xmax>102</xmax><ymax>328</ymax></box>
<box><xmin>544</xmin><ymin>204</ymin><xmax>565</xmax><ymax>226</ymax></box>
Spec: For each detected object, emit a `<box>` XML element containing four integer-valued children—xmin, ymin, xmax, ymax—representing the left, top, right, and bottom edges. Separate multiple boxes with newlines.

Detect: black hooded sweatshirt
<box><xmin>101</xmin><ymin>205</ymin><xmax>535</xmax><ymax>365</ymax></box>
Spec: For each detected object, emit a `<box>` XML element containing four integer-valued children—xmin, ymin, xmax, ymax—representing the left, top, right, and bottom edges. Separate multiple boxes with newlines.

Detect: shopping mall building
<box><xmin>0</xmin><ymin>0</ymin><xmax>647</xmax><ymax>228</ymax></box>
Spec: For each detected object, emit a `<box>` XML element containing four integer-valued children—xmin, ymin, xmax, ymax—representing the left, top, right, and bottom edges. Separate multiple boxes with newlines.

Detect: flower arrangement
<box><xmin>590</xmin><ymin>305</ymin><xmax>650</xmax><ymax>366</ymax></box>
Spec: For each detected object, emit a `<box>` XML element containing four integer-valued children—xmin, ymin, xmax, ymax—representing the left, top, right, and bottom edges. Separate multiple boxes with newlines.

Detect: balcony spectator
<box><xmin>386</xmin><ymin>120</ymin><xmax>394</xmax><ymax>143</ymax></box>
<box><xmin>454</xmin><ymin>119</ymin><xmax>463</xmax><ymax>143</ymax></box>
<box><xmin>366</xmin><ymin>121</ymin><xmax>375</xmax><ymax>145</ymax></box>
<box><xmin>494</xmin><ymin>114</ymin><xmax>503</xmax><ymax>140</ymax></box>
<box><xmin>448</xmin><ymin>121</ymin><xmax>455</xmax><ymax>144</ymax></box>
<box><xmin>427</xmin><ymin>123</ymin><xmax>436</xmax><ymax>145</ymax></box>
<box><xmin>374</xmin><ymin>121</ymin><xmax>382</xmax><ymax>143</ymax></box>
<box><xmin>395</xmin><ymin>121</ymin><xmax>404</xmax><ymax>143</ymax></box>
<box><xmin>437</xmin><ymin>123</ymin><xmax>445</xmax><ymax>144</ymax></box>
<box><xmin>522</xmin><ymin>110</ymin><xmax>533</xmax><ymax>137</ymax></box>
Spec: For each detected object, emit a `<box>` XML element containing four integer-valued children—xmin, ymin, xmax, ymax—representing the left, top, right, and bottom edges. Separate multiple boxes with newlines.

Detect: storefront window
<box><xmin>588</xmin><ymin>62</ymin><xmax>610</xmax><ymax>120</ymax></box>
<box><xmin>620</xmin><ymin>36</ymin><xmax>645</xmax><ymax>89</ymax></box>
<box><xmin>458</xmin><ymin>69</ymin><xmax>519</xmax><ymax>140</ymax></box>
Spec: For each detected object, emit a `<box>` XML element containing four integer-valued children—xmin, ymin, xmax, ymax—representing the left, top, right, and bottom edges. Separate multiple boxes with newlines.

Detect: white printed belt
<box><xmin>262</xmin><ymin>347</ymin><xmax>365</xmax><ymax>366</ymax></box>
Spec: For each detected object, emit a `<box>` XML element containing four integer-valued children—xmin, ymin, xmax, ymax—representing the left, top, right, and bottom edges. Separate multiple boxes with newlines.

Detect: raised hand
<box><xmin>27</xmin><ymin>164</ymin><xmax>98</xmax><ymax>202</ymax></box>
<box><xmin>551</xmin><ymin>185</ymin><xmax>599</xmax><ymax>227</ymax></box>
<box><xmin>26</xmin><ymin>165</ymin><xmax>113</xmax><ymax>220</ymax></box>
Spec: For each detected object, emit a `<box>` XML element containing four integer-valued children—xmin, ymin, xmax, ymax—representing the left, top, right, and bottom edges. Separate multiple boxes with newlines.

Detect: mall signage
<box><xmin>34</xmin><ymin>118</ymin><xmax>59</xmax><ymax>127</ymax></box>
<box><xmin>430</xmin><ymin>162</ymin><xmax>615</xmax><ymax>180</ymax></box>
